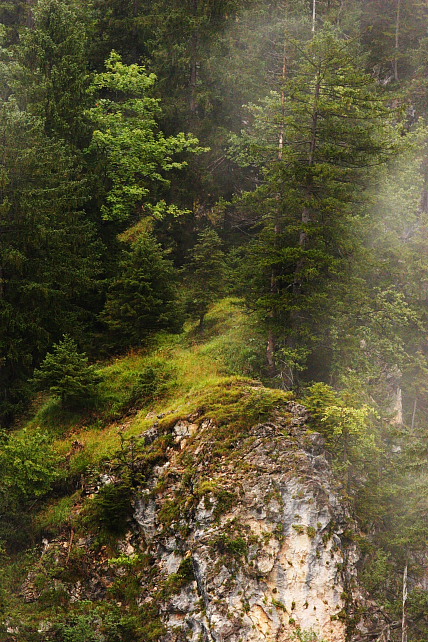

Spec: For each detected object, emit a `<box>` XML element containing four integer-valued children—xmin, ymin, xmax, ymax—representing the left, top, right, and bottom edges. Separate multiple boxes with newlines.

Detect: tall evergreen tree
<box><xmin>14</xmin><ymin>0</ymin><xmax>91</xmax><ymax>146</ymax></box>
<box><xmin>101</xmin><ymin>234</ymin><xmax>183</xmax><ymax>350</ymax></box>
<box><xmin>0</xmin><ymin>100</ymin><xmax>101</xmax><ymax>425</ymax></box>
<box><xmin>185</xmin><ymin>229</ymin><xmax>226</xmax><ymax>328</ymax></box>
<box><xmin>231</xmin><ymin>28</ymin><xmax>397</xmax><ymax>382</ymax></box>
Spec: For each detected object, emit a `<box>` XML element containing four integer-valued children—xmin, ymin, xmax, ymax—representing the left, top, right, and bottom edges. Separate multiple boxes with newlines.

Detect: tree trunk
<box><xmin>190</xmin><ymin>0</ymin><xmax>199</xmax><ymax>115</ymax></box>
<box><xmin>401</xmin><ymin>563</ymin><xmax>408</xmax><ymax>642</ymax></box>
<box><xmin>294</xmin><ymin>70</ymin><xmax>321</xmax><ymax>291</ymax></box>
<box><xmin>411</xmin><ymin>398</ymin><xmax>417</xmax><ymax>431</ymax></box>
<box><xmin>312</xmin><ymin>0</ymin><xmax>316</xmax><ymax>33</ymax></box>
<box><xmin>394</xmin><ymin>0</ymin><xmax>401</xmax><ymax>82</ymax></box>
<box><xmin>266</xmin><ymin>49</ymin><xmax>288</xmax><ymax>378</ymax></box>
<box><xmin>198</xmin><ymin>312</ymin><xmax>205</xmax><ymax>332</ymax></box>
<box><xmin>420</xmin><ymin>154</ymin><xmax>428</xmax><ymax>213</ymax></box>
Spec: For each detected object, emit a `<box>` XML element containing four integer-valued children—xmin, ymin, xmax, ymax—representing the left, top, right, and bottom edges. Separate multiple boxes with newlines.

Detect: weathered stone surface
<box><xmin>128</xmin><ymin>413</ymin><xmax>361</xmax><ymax>642</ymax></box>
<box><xmin>22</xmin><ymin>405</ymin><xmax>378</xmax><ymax>642</ymax></box>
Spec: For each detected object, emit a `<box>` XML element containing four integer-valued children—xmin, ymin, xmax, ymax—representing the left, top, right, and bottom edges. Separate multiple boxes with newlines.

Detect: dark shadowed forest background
<box><xmin>0</xmin><ymin>1</ymin><xmax>427</xmax><ymax>640</ymax></box>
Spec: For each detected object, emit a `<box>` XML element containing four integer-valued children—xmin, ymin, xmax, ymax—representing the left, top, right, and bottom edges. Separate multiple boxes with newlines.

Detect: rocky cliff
<box><xmin>14</xmin><ymin>381</ymin><xmax>377</xmax><ymax>642</ymax></box>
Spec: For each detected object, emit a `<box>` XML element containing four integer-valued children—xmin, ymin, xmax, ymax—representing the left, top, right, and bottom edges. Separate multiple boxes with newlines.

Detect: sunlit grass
<box><xmin>14</xmin><ymin>298</ymin><xmax>268</xmax><ymax>532</ymax></box>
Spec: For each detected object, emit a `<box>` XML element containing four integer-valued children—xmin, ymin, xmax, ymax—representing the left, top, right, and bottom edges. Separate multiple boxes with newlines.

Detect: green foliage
<box><xmin>15</xmin><ymin>0</ymin><xmax>90</xmax><ymax>144</ymax></box>
<box><xmin>33</xmin><ymin>335</ymin><xmax>100</xmax><ymax>409</ymax></box>
<box><xmin>185</xmin><ymin>229</ymin><xmax>226</xmax><ymax>327</ymax></box>
<box><xmin>1</xmin><ymin>1</ymin><xmax>428</xmax><ymax>638</ymax></box>
<box><xmin>54</xmin><ymin>605</ymin><xmax>140</xmax><ymax>642</ymax></box>
<box><xmin>84</xmin><ymin>482</ymin><xmax>133</xmax><ymax>538</ymax></box>
<box><xmin>0</xmin><ymin>428</ymin><xmax>60</xmax><ymax>549</ymax></box>
<box><xmin>231</xmin><ymin>27</ymin><xmax>398</xmax><ymax>379</ymax></box>
<box><xmin>0</xmin><ymin>99</ymin><xmax>101</xmax><ymax>424</ymax></box>
<box><xmin>86</xmin><ymin>51</ymin><xmax>203</xmax><ymax>223</ymax></box>
<box><xmin>101</xmin><ymin>234</ymin><xmax>183</xmax><ymax>350</ymax></box>
<box><xmin>304</xmin><ymin>382</ymin><xmax>379</xmax><ymax>493</ymax></box>
<box><xmin>162</xmin><ymin>555</ymin><xmax>195</xmax><ymax>596</ymax></box>
<box><xmin>0</xmin><ymin>429</ymin><xmax>59</xmax><ymax>500</ymax></box>
<box><xmin>360</xmin><ymin>549</ymin><xmax>395</xmax><ymax>602</ymax></box>
<box><xmin>210</xmin><ymin>533</ymin><xmax>248</xmax><ymax>559</ymax></box>
<box><xmin>0</xmin><ymin>0</ymin><xmax>30</xmax><ymax>45</ymax></box>
<box><xmin>292</xmin><ymin>629</ymin><xmax>329</xmax><ymax>642</ymax></box>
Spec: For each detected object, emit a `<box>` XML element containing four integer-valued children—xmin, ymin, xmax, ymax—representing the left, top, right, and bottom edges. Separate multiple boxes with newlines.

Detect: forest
<box><xmin>0</xmin><ymin>0</ymin><xmax>427</xmax><ymax>640</ymax></box>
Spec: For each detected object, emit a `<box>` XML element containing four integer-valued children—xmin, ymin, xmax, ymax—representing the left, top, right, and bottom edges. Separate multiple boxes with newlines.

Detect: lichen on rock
<box><xmin>17</xmin><ymin>383</ymin><xmax>373</xmax><ymax>642</ymax></box>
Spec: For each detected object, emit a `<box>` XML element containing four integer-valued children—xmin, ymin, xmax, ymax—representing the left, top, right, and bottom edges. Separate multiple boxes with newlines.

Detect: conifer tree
<box><xmin>232</xmin><ymin>28</ymin><xmax>397</xmax><ymax>382</ymax></box>
<box><xmin>186</xmin><ymin>229</ymin><xmax>226</xmax><ymax>329</ymax></box>
<box><xmin>33</xmin><ymin>335</ymin><xmax>99</xmax><ymax>408</ymax></box>
<box><xmin>14</xmin><ymin>0</ymin><xmax>90</xmax><ymax>146</ymax></box>
<box><xmin>101</xmin><ymin>234</ymin><xmax>183</xmax><ymax>350</ymax></box>
<box><xmin>0</xmin><ymin>100</ymin><xmax>101</xmax><ymax>424</ymax></box>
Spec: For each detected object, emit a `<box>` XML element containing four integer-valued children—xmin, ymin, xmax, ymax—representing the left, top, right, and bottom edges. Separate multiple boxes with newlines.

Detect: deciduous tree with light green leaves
<box><xmin>304</xmin><ymin>382</ymin><xmax>379</xmax><ymax>495</ymax></box>
<box><xmin>86</xmin><ymin>52</ymin><xmax>204</xmax><ymax>224</ymax></box>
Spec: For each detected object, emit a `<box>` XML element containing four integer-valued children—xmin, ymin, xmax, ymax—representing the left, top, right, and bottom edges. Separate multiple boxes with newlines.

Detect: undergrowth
<box><xmin>0</xmin><ymin>298</ymin><xmax>291</xmax><ymax>640</ymax></box>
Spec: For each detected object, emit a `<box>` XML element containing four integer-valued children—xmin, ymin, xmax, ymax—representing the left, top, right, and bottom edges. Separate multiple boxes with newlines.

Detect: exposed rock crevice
<box><xmin>21</xmin><ymin>397</ymin><xmax>381</xmax><ymax>642</ymax></box>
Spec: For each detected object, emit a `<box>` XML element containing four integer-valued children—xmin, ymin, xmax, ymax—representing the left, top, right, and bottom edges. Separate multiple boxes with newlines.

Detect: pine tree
<box><xmin>33</xmin><ymin>335</ymin><xmax>99</xmax><ymax>408</ymax></box>
<box><xmin>186</xmin><ymin>229</ymin><xmax>226</xmax><ymax>329</ymax></box>
<box><xmin>101</xmin><ymin>234</ymin><xmax>183</xmax><ymax>350</ymax></box>
<box><xmin>232</xmin><ymin>28</ymin><xmax>397</xmax><ymax>382</ymax></box>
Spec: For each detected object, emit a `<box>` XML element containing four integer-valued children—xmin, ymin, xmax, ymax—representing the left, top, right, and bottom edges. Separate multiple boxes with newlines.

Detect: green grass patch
<box><xmin>35</xmin><ymin>493</ymin><xmax>80</xmax><ymax>536</ymax></box>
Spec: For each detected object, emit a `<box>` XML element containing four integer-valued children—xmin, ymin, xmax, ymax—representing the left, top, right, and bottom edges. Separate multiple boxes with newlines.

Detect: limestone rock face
<box><xmin>131</xmin><ymin>405</ymin><xmax>360</xmax><ymax>642</ymax></box>
<box><xmin>22</xmin><ymin>394</ymin><xmax>374</xmax><ymax>642</ymax></box>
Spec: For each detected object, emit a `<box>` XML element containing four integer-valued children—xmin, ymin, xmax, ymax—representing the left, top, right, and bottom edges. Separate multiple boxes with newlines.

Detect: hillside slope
<box><xmin>0</xmin><ymin>301</ymin><xmax>381</xmax><ymax>642</ymax></box>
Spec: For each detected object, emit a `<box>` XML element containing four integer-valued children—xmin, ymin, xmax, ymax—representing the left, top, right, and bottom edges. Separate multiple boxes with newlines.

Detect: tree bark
<box><xmin>394</xmin><ymin>0</ymin><xmax>401</xmax><ymax>82</ymax></box>
<box><xmin>401</xmin><ymin>563</ymin><xmax>408</xmax><ymax>642</ymax></box>
<box><xmin>266</xmin><ymin>49</ymin><xmax>288</xmax><ymax>377</ymax></box>
<box><xmin>411</xmin><ymin>398</ymin><xmax>417</xmax><ymax>431</ymax></box>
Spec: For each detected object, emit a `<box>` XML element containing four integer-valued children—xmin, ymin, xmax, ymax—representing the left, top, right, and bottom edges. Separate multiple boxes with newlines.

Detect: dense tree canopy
<box><xmin>0</xmin><ymin>1</ymin><xmax>428</xmax><ymax>637</ymax></box>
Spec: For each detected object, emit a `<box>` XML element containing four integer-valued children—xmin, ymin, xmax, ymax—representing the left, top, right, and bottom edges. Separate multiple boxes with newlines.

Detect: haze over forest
<box><xmin>0</xmin><ymin>1</ymin><xmax>427</xmax><ymax>641</ymax></box>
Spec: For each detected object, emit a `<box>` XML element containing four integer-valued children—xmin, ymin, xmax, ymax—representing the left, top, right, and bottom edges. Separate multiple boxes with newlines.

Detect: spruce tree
<box><xmin>15</xmin><ymin>0</ymin><xmax>91</xmax><ymax>146</ymax></box>
<box><xmin>101</xmin><ymin>234</ymin><xmax>183</xmax><ymax>350</ymax></box>
<box><xmin>232</xmin><ymin>28</ymin><xmax>397</xmax><ymax>382</ymax></box>
<box><xmin>0</xmin><ymin>100</ymin><xmax>101</xmax><ymax>424</ymax></box>
<box><xmin>186</xmin><ymin>229</ymin><xmax>226</xmax><ymax>329</ymax></box>
<box><xmin>33</xmin><ymin>335</ymin><xmax>99</xmax><ymax>408</ymax></box>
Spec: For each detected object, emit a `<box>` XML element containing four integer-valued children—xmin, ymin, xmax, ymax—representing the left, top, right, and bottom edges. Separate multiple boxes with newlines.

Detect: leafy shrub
<box><xmin>0</xmin><ymin>428</ymin><xmax>60</xmax><ymax>549</ymax></box>
<box><xmin>210</xmin><ymin>533</ymin><xmax>248</xmax><ymax>558</ymax></box>
<box><xmin>98</xmin><ymin>358</ymin><xmax>175</xmax><ymax>420</ymax></box>
<box><xmin>54</xmin><ymin>607</ymin><xmax>140</xmax><ymax>642</ymax></box>
<box><xmin>163</xmin><ymin>555</ymin><xmax>195</xmax><ymax>596</ymax></box>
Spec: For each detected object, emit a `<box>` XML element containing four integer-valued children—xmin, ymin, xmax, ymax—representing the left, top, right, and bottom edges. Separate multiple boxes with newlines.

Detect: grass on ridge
<box><xmin>22</xmin><ymin>298</ymin><xmax>266</xmax><ymax>478</ymax></box>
